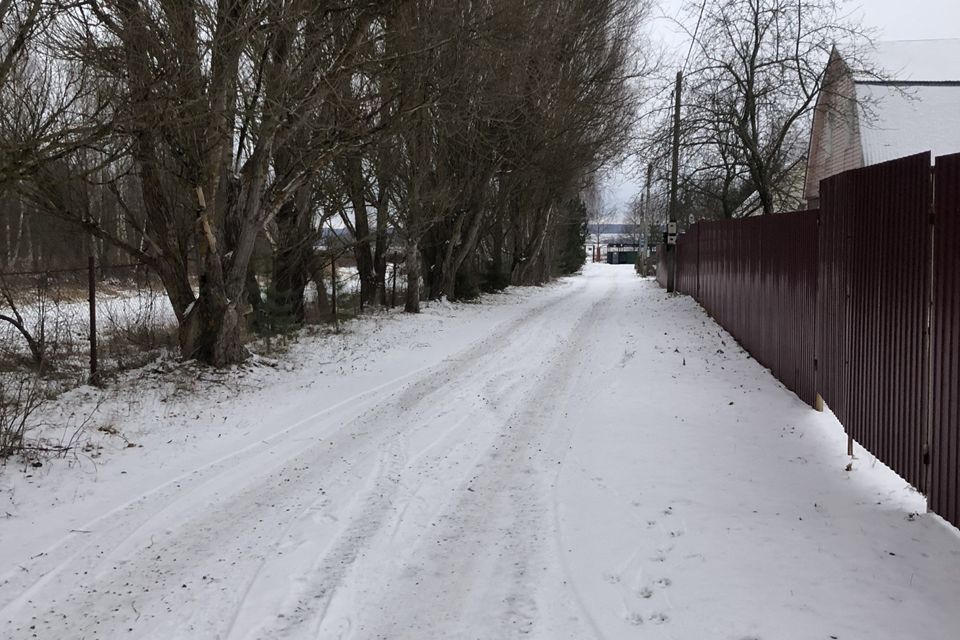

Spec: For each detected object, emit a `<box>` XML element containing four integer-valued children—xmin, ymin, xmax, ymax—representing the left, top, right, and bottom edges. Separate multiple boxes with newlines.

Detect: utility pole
<box><xmin>645</xmin><ymin>163</ymin><xmax>653</xmax><ymax>270</ymax></box>
<box><xmin>667</xmin><ymin>70</ymin><xmax>682</xmax><ymax>293</ymax></box>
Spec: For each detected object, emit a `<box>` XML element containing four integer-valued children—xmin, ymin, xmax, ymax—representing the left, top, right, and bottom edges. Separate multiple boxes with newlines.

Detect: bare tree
<box><xmin>3</xmin><ymin>0</ymin><xmax>654</xmax><ymax>363</ymax></box>
<box><xmin>669</xmin><ymin>0</ymin><xmax>871</xmax><ymax>215</ymax></box>
<box><xmin>22</xmin><ymin>1</ymin><xmax>394</xmax><ymax>365</ymax></box>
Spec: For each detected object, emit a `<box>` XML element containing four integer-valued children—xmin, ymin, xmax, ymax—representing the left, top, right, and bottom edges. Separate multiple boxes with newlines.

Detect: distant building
<box><xmin>606</xmin><ymin>243</ymin><xmax>639</xmax><ymax>265</ymax></box>
<box><xmin>804</xmin><ymin>39</ymin><xmax>960</xmax><ymax>209</ymax></box>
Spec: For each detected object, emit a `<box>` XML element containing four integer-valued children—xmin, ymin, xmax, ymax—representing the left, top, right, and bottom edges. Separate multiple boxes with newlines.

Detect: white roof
<box><xmin>855</xmin><ymin>84</ymin><xmax>960</xmax><ymax>165</ymax></box>
<box><xmin>856</xmin><ymin>39</ymin><xmax>960</xmax><ymax>83</ymax></box>
<box><xmin>850</xmin><ymin>39</ymin><xmax>960</xmax><ymax>164</ymax></box>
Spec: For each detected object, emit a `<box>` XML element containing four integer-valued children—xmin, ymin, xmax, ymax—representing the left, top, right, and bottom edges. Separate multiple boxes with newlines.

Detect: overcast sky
<box><xmin>605</xmin><ymin>0</ymin><xmax>960</xmax><ymax>214</ymax></box>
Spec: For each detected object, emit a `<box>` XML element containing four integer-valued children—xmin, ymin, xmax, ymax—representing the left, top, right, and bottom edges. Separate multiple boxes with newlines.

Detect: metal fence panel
<box><xmin>817</xmin><ymin>153</ymin><xmax>930</xmax><ymax>493</ymax></box>
<box><xmin>676</xmin><ymin>226</ymin><xmax>699</xmax><ymax>297</ymax></box>
<box><xmin>817</xmin><ymin>168</ymin><xmax>857</xmax><ymax>435</ymax></box>
<box><xmin>761</xmin><ymin>211</ymin><xmax>820</xmax><ymax>406</ymax></box>
<box><xmin>932</xmin><ymin>153</ymin><xmax>960</xmax><ymax>528</ymax></box>
<box><xmin>682</xmin><ymin>212</ymin><xmax>817</xmax><ymax>406</ymax></box>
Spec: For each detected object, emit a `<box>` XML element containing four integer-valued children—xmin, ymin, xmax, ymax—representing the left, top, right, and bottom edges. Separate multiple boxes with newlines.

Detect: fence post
<box><xmin>88</xmin><ymin>255</ymin><xmax>100</xmax><ymax>386</ymax></box>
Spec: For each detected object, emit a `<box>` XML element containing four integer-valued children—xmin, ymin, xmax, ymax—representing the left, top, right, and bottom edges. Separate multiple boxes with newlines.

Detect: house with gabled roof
<box><xmin>804</xmin><ymin>39</ymin><xmax>960</xmax><ymax>209</ymax></box>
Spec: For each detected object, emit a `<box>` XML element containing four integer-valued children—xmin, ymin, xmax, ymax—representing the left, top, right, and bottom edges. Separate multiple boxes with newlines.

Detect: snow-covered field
<box><xmin>1</xmin><ymin>266</ymin><xmax>362</xmax><ymax>362</ymax></box>
<box><xmin>0</xmin><ymin>284</ymin><xmax>175</xmax><ymax>362</ymax></box>
<box><xmin>1</xmin><ymin>263</ymin><xmax>958</xmax><ymax>639</ymax></box>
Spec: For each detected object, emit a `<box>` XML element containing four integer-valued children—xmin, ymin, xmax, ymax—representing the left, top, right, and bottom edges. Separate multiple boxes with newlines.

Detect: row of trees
<box><xmin>0</xmin><ymin>0</ymin><xmax>647</xmax><ymax>365</ymax></box>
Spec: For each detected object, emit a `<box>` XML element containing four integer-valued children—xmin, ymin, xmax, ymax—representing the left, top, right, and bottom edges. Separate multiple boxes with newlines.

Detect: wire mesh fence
<box><xmin>0</xmin><ymin>252</ymin><xmax>413</xmax><ymax>386</ymax></box>
<box><xmin>0</xmin><ymin>259</ymin><xmax>173</xmax><ymax>385</ymax></box>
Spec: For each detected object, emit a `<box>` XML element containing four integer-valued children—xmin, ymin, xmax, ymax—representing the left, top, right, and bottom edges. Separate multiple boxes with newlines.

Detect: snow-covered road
<box><xmin>2</xmin><ymin>264</ymin><xmax>959</xmax><ymax>639</ymax></box>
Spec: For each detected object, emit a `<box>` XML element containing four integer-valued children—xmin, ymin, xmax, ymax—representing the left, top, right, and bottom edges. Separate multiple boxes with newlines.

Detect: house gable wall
<box><xmin>804</xmin><ymin>54</ymin><xmax>864</xmax><ymax>208</ymax></box>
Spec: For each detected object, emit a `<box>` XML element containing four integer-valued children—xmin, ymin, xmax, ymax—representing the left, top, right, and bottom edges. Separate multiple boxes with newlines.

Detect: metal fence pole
<box><xmin>88</xmin><ymin>255</ymin><xmax>100</xmax><ymax>385</ymax></box>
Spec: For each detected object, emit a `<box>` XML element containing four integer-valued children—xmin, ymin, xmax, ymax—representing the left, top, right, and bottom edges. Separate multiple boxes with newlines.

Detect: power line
<box><xmin>683</xmin><ymin>0</ymin><xmax>709</xmax><ymax>74</ymax></box>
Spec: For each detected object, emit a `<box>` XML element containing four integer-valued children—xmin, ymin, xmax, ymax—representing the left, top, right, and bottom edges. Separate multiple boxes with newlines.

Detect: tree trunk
<box><xmin>147</xmin><ymin>251</ymin><xmax>245</xmax><ymax>367</ymax></box>
<box><xmin>272</xmin><ymin>186</ymin><xmax>314</xmax><ymax>323</ymax></box>
<box><xmin>758</xmin><ymin>181</ymin><xmax>774</xmax><ymax>215</ymax></box>
<box><xmin>512</xmin><ymin>205</ymin><xmax>552</xmax><ymax>285</ymax></box>
<box><xmin>10</xmin><ymin>190</ymin><xmax>24</xmax><ymax>267</ymax></box>
<box><xmin>308</xmin><ymin>253</ymin><xmax>330</xmax><ymax>316</ymax></box>
<box><xmin>245</xmin><ymin>268</ymin><xmax>262</xmax><ymax>322</ymax></box>
<box><xmin>491</xmin><ymin>214</ymin><xmax>505</xmax><ymax>282</ymax></box>
<box><xmin>182</xmin><ymin>178</ymin><xmax>253</xmax><ymax>367</ymax></box>
<box><xmin>440</xmin><ymin>202</ymin><xmax>486</xmax><ymax>300</ymax></box>
<box><xmin>404</xmin><ymin>241</ymin><xmax>421</xmax><ymax>313</ymax></box>
<box><xmin>438</xmin><ymin>215</ymin><xmax>465</xmax><ymax>301</ymax></box>
<box><xmin>179</xmin><ymin>294</ymin><xmax>247</xmax><ymax>367</ymax></box>
<box><xmin>25</xmin><ymin>210</ymin><xmax>36</xmax><ymax>271</ymax></box>
<box><xmin>341</xmin><ymin>155</ymin><xmax>377</xmax><ymax>306</ymax></box>
<box><xmin>272</xmin><ymin>245</ymin><xmax>309</xmax><ymax>322</ymax></box>
<box><xmin>373</xmin><ymin>190</ymin><xmax>389</xmax><ymax>306</ymax></box>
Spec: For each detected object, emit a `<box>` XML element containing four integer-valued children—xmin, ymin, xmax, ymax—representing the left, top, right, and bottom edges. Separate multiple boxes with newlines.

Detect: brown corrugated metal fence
<box><xmin>656</xmin><ymin>151</ymin><xmax>960</xmax><ymax>530</ymax></box>
<box><xmin>760</xmin><ymin>211</ymin><xmax>819</xmax><ymax>406</ymax></box>
<box><xmin>675</xmin><ymin>226</ymin><xmax>699</xmax><ymax>297</ymax></box>
<box><xmin>932</xmin><ymin>153</ymin><xmax>960</xmax><ymax>527</ymax></box>
<box><xmin>817</xmin><ymin>153</ymin><xmax>930</xmax><ymax>492</ymax></box>
<box><xmin>697</xmin><ymin>216</ymin><xmax>764</xmax><ymax>373</ymax></box>
<box><xmin>687</xmin><ymin>212</ymin><xmax>817</xmax><ymax>406</ymax></box>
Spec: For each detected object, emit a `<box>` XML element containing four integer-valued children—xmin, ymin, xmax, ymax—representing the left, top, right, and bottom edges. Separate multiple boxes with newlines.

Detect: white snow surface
<box><xmin>1</xmin><ymin>287</ymin><xmax>176</xmax><ymax>356</ymax></box>
<box><xmin>1</xmin><ymin>264</ymin><xmax>958</xmax><ymax>639</ymax></box>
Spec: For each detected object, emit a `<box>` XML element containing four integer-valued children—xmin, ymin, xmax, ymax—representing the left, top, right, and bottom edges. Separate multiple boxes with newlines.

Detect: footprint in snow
<box><xmin>625</xmin><ymin>612</ymin><xmax>644</xmax><ymax>626</ymax></box>
<box><xmin>649</xmin><ymin>612</ymin><xmax>669</xmax><ymax>624</ymax></box>
<box><xmin>637</xmin><ymin>586</ymin><xmax>654</xmax><ymax>599</ymax></box>
<box><xmin>655</xmin><ymin>577</ymin><xmax>672</xmax><ymax>588</ymax></box>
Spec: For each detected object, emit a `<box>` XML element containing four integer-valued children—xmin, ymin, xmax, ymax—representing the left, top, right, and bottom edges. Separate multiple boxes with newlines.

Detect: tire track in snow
<box><xmin>0</xmin><ymin>279</ymin><xmax>584</xmax><ymax>639</ymax></box>
<box><xmin>234</xmin><ymin>283</ymin><xmax>604</xmax><ymax>639</ymax></box>
<box><xmin>221</xmin><ymin>287</ymin><xmax>588</xmax><ymax>639</ymax></box>
<box><xmin>336</xmin><ymin>275</ymin><xmax>619</xmax><ymax>639</ymax></box>
<box><xmin>2</xmin><ymin>282</ymin><xmax>577</xmax><ymax>601</ymax></box>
